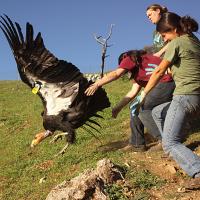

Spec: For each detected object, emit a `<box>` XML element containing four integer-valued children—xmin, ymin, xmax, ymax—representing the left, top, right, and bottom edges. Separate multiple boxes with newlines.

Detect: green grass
<box><xmin>1</xmin><ymin>78</ymin><xmax>193</xmax><ymax>200</ymax></box>
<box><xmin>127</xmin><ymin>169</ymin><xmax>166</xmax><ymax>189</ymax></box>
<box><xmin>0</xmin><ymin>79</ymin><xmax>133</xmax><ymax>200</ymax></box>
<box><xmin>105</xmin><ymin>184</ymin><xmax>128</xmax><ymax>200</ymax></box>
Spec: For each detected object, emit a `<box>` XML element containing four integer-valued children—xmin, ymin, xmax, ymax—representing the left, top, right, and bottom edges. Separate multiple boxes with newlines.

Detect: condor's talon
<box><xmin>54</xmin><ymin>143</ymin><xmax>69</xmax><ymax>157</ymax></box>
<box><xmin>50</xmin><ymin>132</ymin><xmax>69</xmax><ymax>144</ymax></box>
<box><xmin>50</xmin><ymin>134</ymin><xmax>63</xmax><ymax>143</ymax></box>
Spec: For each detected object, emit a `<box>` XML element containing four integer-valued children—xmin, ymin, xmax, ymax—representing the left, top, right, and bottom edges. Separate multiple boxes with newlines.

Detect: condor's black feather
<box><xmin>0</xmin><ymin>15</ymin><xmax>111</xmax><ymax>145</ymax></box>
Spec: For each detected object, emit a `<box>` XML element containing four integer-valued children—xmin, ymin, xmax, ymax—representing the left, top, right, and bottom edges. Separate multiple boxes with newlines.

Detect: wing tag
<box><xmin>32</xmin><ymin>82</ymin><xmax>42</xmax><ymax>94</ymax></box>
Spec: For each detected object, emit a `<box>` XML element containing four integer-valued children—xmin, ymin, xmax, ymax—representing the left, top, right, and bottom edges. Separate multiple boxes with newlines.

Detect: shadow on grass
<box><xmin>97</xmin><ymin>139</ymin><xmax>129</xmax><ymax>152</ymax></box>
<box><xmin>97</xmin><ymin>132</ymin><xmax>159</xmax><ymax>153</ymax></box>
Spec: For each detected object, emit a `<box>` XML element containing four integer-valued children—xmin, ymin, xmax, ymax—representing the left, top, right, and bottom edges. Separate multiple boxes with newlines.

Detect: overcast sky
<box><xmin>0</xmin><ymin>0</ymin><xmax>199</xmax><ymax>80</ymax></box>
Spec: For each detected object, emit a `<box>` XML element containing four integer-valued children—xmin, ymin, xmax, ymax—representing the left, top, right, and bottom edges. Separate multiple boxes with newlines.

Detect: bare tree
<box><xmin>94</xmin><ymin>24</ymin><xmax>114</xmax><ymax>78</ymax></box>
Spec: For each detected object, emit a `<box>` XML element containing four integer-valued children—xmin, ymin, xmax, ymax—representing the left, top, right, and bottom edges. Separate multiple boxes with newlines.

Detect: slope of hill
<box><xmin>0</xmin><ymin>79</ymin><xmax>200</xmax><ymax>200</ymax></box>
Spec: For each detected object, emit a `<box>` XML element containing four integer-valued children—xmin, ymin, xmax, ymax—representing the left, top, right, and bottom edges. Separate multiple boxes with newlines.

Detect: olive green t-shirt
<box><xmin>164</xmin><ymin>34</ymin><xmax>200</xmax><ymax>95</ymax></box>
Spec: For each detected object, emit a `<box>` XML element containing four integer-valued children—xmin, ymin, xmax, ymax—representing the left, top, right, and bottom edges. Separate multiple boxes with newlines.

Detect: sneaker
<box><xmin>148</xmin><ymin>141</ymin><xmax>162</xmax><ymax>152</ymax></box>
<box><xmin>184</xmin><ymin>177</ymin><xmax>200</xmax><ymax>190</ymax></box>
<box><xmin>120</xmin><ymin>144</ymin><xmax>147</xmax><ymax>152</ymax></box>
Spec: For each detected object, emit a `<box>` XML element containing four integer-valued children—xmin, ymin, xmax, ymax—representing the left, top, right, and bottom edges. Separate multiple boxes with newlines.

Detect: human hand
<box><xmin>130</xmin><ymin>91</ymin><xmax>146</xmax><ymax>116</ymax></box>
<box><xmin>85</xmin><ymin>82</ymin><xmax>99</xmax><ymax>96</ymax></box>
<box><xmin>153</xmin><ymin>52</ymin><xmax>162</xmax><ymax>57</ymax></box>
<box><xmin>130</xmin><ymin>98</ymin><xmax>140</xmax><ymax>117</ymax></box>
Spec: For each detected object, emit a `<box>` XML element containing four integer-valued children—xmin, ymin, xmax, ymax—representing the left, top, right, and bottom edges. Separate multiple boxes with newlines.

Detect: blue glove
<box><xmin>130</xmin><ymin>92</ymin><xmax>146</xmax><ymax>117</ymax></box>
<box><xmin>130</xmin><ymin>96</ymin><xmax>140</xmax><ymax>117</ymax></box>
<box><xmin>145</xmin><ymin>63</ymin><xmax>158</xmax><ymax>75</ymax></box>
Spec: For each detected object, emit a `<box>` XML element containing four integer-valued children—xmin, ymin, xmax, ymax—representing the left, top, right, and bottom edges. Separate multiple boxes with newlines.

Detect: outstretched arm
<box><xmin>112</xmin><ymin>81</ymin><xmax>141</xmax><ymax>118</ymax></box>
<box><xmin>85</xmin><ymin>68</ymin><xmax>127</xmax><ymax>96</ymax></box>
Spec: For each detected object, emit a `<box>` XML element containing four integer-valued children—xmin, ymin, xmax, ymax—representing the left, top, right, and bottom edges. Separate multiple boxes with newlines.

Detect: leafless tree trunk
<box><xmin>94</xmin><ymin>24</ymin><xmax>114</xmax><ymax>78</ymax></box>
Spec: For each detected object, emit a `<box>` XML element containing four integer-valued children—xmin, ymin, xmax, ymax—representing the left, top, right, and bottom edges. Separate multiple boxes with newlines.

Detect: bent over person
<box><xmin>85</xmin><ymin>50</ymin><xmax>175</xmax><ymax>151</ymax></box>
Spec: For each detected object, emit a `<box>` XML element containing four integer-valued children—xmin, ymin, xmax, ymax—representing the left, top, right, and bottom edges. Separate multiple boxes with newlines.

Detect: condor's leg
<box><xmin>31</xmin><ymin>130</ymin><xmax>53</xmax><ymax>147</ymax></box>
<box><xmin>51</xmin><ymin>131</ymin><xmax>75</xmax><ymax>156</ymax></box>
<box><xmin>50</xmin><ymin>128</ymin><xmax>75</xmax><ymax>144</ymax></box>
<box><xmin>50</xmin><ymin>132</ymin><xmax>69</xmax><ymax>143</ymax></box>
<box><xmin>49</xmin><ymin>132</ymin><xmax>70</xmax><ymax>156</ymax></box>
<box><xmin>54</xmin><ymin>143</ymin><xmax>70</xmax><ymax>157</ymax></box>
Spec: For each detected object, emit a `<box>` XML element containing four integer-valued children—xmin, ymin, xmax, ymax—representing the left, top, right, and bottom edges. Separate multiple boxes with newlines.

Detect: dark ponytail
<box><xmin>156</xmin><ymin>12</ymin><xmax>199</xmax><ymax>34</ymax></box>
<box><xmin>180</xmin><ymin>16</ymin><xmax>198</xmax><ymax>34</ymax></box>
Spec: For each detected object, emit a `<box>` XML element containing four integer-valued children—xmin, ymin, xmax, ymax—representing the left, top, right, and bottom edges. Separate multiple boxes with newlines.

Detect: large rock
<box><xmin>46</xmin><ymin>158</ymin><xmax>124</xmax><ymax>200</ymax></box>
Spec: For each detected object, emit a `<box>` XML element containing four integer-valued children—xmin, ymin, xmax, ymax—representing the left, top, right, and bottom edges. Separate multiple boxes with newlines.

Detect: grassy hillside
<box><xmin>1</xmin><ymin>79</ymin><xmax>200</xmax><ymax>200</ymax></box>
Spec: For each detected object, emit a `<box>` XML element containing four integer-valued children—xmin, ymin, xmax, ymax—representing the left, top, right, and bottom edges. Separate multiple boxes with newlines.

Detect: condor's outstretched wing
<box><xmin>0</xmin><ymin>15</ymin><xmax>110</xmax><ymax>129</ymax></box>
<box><xmin>0</xmin><ymin>15</ymin><xmax>82</xmax><ymax>86</ymax></box>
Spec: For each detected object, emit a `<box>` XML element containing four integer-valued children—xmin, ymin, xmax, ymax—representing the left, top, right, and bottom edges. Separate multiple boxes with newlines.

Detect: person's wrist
<box><xmin>140</xmin><ymin>91</ymin><xmax>146</xmax><ymax>102</ymax></box>
<box><xmin>96</xmin><ymin>81</ymin><xmax>101</xmax><ymax>88</ymax></box>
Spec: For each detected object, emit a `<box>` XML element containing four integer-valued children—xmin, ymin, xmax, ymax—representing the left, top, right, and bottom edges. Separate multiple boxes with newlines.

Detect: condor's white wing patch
<box><xmin>39</xmin><ymin>82</ymin><xmax>79</xmax><ymax>116</ymax></box>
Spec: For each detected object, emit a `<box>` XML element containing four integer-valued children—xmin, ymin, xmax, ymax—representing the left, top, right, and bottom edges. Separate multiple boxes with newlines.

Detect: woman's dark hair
<box><xmin>156</xmin><ymin>12</ymin><xmax>199</xmax><ymax>34</ymax></box>
<box><xmin>118</xmin><ymin>50</ymin><xmax>146</xmax><ymax>79</ymax></box>
<box><xmin>146</xmin><ymin>4</ymin><xmax>168</xmax><ymax>15</ymax></box>
<box><xmin>118</xmin><ymin>50</ymin><xmax>146</xmax><ymax>65</ymax></box>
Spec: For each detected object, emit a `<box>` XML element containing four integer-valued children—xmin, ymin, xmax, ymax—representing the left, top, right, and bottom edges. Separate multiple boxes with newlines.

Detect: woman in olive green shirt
<box><xmin>141</xmin><ymin>12</ymin><xmax>200</xmax><ymax>189</ymax></box>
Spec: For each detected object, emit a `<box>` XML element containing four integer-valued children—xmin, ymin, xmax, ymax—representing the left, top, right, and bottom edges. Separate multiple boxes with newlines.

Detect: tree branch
<box><xmin>94</xmin><ymin>24</ymin><xmax>114</xmax><ymax>78</ymax></box>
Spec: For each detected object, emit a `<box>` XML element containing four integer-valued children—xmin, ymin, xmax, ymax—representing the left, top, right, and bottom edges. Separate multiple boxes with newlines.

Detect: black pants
<box><xmin>129</xmin><ymin>81</ymin><xmax>175</xmax><ymax>146</ymax></box>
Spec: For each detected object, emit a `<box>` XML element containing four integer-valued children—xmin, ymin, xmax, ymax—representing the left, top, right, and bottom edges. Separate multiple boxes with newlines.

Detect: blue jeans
<box><xmin>129</xmin><ymin>81</ymin><xmax>175</xmax><ymax>146</ymax></box>
<box><xmin>152</xmin><ymin>95</ymin><xmax>200</xmax><ymax>177</ymax></box>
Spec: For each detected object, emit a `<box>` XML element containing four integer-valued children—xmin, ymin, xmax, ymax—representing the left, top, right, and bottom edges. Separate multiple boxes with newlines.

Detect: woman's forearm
<box><xmin>113</xmin><ymin>83</ymin><xmax>141</xmax><ymax>111</ymax></box>
<box><xmin>85</xmin><ymin>68</ymin><xmax>126</xmax><ymax>96</ymax></box>
<box><xmin>144</xmin><ymin>59</ymin><xmax>171</xmax><ymax>95</ymax></box>
<box><xmin>96</xmin><ymin>68</ymin><xmax>126</xmax><ymax>87</ymax></box>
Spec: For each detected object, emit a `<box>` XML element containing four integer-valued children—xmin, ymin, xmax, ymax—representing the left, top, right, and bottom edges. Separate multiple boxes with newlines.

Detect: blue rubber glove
<box><xmin>130</xmin><ymin>96</ymin><xmax>140</xmax><ymax>117</ymax></box>
<box><xmin>130</xmin><ymin>92</ymin><xmax>146</xmax><ymax>117</ymax></box>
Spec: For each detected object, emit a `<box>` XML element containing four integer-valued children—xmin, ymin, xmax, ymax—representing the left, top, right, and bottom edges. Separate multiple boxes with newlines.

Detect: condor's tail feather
<box><xmin>87</xmin><ymin>86</ymin><xmax>111</xmax><ymax>118</ymax></box>
<box><xmin>81</xmin><ymin>86</ymin><xmax>110</xmax><ymax>134</ymax></box>
<box><xmin>67</xmin><ymin>84</ymin><xmax>110</xmax><ymax>129</ymax></box>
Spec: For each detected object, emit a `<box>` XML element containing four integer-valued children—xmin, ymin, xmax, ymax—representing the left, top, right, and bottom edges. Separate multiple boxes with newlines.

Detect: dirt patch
<box><xmin>97</xmin><ymin>137</ymin><xmax>200</xmax><ymax>199</ymax></box>
<box><xmin>123</xmin><ymin>150</ymin><xmax>200</xmax><ymax>200</ymax></box>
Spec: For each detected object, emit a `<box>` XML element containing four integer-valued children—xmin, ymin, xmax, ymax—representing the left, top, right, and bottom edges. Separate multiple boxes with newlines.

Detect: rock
<box><xmin>96</xmin><ymin>158</ymin><xmax>124</xmax><ymax>184</ymax></box>
<box><xmin>165</xmin><ymin>164</ymin><xmax>177</xmax><ymax>174</ymax></box>
<box><xmin>46</xmin><ymin>158</ymin><xmax>124</xmax><ymax>200</ymax></box>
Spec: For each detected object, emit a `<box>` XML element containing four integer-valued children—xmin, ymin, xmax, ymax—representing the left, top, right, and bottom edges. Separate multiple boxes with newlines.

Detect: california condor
<box><xmin>0</xmin><ymin>15</ymin><xmax>110</xmax><ymax>155</ymax></box>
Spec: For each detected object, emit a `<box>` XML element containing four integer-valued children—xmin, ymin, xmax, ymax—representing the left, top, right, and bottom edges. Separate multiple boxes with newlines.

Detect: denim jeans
<box><xmin>152</xmin><ymin>95</ymin><xmax>200</xmax><ymax>177</ymax></box>
<box><xmin>129</xmin><ymin>81</ymin><xmax>175</xmax><ymax>146</ymax></box>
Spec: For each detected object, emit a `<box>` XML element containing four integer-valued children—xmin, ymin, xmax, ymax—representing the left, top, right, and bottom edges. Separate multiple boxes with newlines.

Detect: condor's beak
<box><xmin>31</xmin><ymin>131</ymin><xmax>46</xmax><ymax>147</ymax></box>
<box><xmin>31</xmin><ymin>130</ymin><xmax>53</xmax><ymax>147</ymax></box>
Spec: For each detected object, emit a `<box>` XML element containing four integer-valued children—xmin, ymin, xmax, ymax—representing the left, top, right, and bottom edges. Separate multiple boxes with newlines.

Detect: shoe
<box><xmin>148</xmin><ymin>141</ymin><xmax>162</xmax><ymax>152</ymax></box>
<box><xmin>184</xmin><ymin>177</ymin><xmax>200</xmax><ymax>190</ymax></box>
<box><xmin>120</xmin><ymin>144</ymin><xmax>147</xmax><ymax>152</ymax></box>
